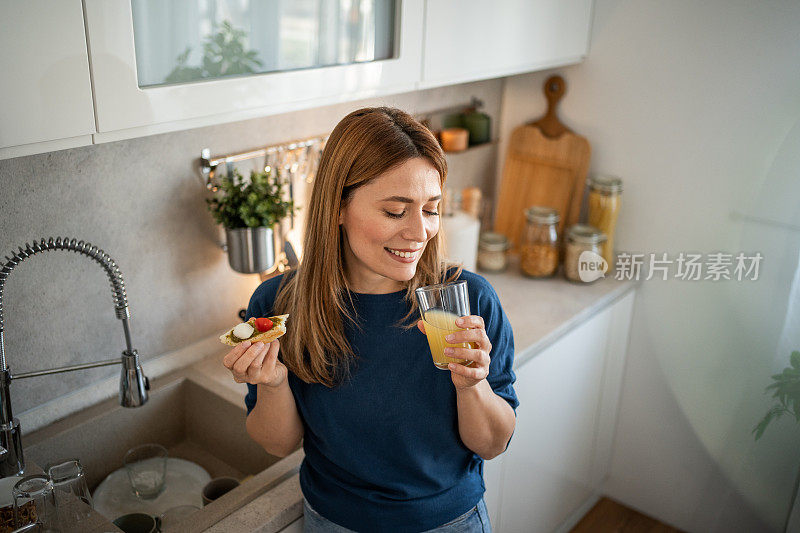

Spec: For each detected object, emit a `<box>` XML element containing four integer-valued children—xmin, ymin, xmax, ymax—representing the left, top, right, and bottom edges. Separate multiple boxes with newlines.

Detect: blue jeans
<box><xmin>302</xmin><ymin>496</ymin><xmax>492</xmax><ymax>533</ymax></box>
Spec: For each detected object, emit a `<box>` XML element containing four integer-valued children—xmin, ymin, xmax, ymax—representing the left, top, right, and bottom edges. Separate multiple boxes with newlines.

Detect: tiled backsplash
<box><xmin>0</xmin><ymin>78</ymin><xmax>503</xmax><ymax>419</ymax></box>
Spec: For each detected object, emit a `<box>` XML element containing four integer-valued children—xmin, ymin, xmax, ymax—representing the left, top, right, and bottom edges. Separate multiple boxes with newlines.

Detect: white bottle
<box><xmin>441</xmin><ymin>210</ymin><xmax>481</xmax><ymax>272</ymax></box>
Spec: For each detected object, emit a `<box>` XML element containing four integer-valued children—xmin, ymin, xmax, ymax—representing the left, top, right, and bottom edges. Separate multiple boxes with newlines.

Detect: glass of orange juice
<box><xmin>415</xmin><ymin>280</ymin><xmax>476</xmax><ymax>370</ymax></box>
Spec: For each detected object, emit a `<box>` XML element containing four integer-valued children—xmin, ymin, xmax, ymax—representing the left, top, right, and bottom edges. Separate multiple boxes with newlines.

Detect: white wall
<box><xmin>498</xmin><ymin>1</ymin><xmax>800</xmax><ymax>531</ymax></box>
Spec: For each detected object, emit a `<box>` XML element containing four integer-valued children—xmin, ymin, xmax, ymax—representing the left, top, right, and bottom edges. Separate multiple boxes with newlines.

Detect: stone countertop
<box><xmin>191</xmin><ymin>263</ymin><xmax>639</xmax><ymax>531</ymax></box>
<box><xmin>481</xmin><ymin>258</ymin><xmax>639</xmax><ymax>368</ymax></box>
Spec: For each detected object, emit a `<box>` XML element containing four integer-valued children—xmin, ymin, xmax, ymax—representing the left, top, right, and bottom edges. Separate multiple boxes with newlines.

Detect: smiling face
<box><xmin>339</xmin><ymin>157</ymin><xmax>442</xmax><ymax>294</ymax></box>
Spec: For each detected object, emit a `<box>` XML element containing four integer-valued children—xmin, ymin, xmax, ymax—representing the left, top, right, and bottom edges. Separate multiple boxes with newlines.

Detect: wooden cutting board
<box><xmin>494</xmin><ymin>76</ymin><xmax>591</xmax><ymax>249</ymax></box>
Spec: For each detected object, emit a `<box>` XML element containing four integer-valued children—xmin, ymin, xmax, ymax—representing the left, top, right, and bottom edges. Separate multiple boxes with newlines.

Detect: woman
<box><xmin>222</xmin><ymin>107</ymin><xmax>518</xmax><ymax>533</ymax></box>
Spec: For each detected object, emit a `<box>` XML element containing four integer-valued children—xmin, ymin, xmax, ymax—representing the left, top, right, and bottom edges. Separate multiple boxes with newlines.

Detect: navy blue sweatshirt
<box><xmin>244</xmin><ymin>269</ymin><xmax>518</xmax><ymax>532</ymax></box>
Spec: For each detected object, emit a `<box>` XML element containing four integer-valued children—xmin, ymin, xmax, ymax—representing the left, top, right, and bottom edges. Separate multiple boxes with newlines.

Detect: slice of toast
<box><xmin>219</xmin><ymin>314</ymin><xmax>289</xmax><ymax>347</ymax></box>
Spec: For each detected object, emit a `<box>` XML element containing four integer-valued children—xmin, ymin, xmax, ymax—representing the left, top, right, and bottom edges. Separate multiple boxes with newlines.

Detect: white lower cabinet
<box><xmin>483</xmin><ymin>450</ymin><xmax>505</xmax><ymax>528</ymax></box>
<box><xmin>486</xmin><ymin>290</ymin><xmax>635</xmax><ymax>532</ymax></box>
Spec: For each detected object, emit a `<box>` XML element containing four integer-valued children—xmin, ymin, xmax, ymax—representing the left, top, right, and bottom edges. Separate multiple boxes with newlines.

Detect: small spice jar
<box><xmin>519</xmin><ymin>206</ymin><xmax>560</xmax><ymax>278</ymax></box>
<box><xmin>564</xmin><ymin>224</ymin><xmax>607</xmax><ymax>282</ymax></box>
<box><xmin>440</xmin><ymin>127</ymin><xmax>469</xmax><ymax>152</ymax></box>
<box><xmin>461</xmin><ymin>187</ymin><xmax>483</xmax><ymax>219</ymax></box>
<box><xmin>477</xmin><ymin>232</ymin><xmax>510</xmax><ymax>272</ymax></box>
<box><xmin>587</xmin><ymin>175</ymin><xmax>623</xmax><ymax>268</ymax></box>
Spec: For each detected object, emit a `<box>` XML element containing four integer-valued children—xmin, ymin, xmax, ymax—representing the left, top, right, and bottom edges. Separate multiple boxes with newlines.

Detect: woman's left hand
<box><xmin>417</xmin><ymin>315</ymin><xmax>491</xmax><ymax>391</ymax></box>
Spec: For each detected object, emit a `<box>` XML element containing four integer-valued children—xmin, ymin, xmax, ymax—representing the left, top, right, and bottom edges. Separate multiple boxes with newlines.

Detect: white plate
<box><xmin>92</xmin><ymin>458</ymin><xmax>210</xmax><ymax>521</ymax></box>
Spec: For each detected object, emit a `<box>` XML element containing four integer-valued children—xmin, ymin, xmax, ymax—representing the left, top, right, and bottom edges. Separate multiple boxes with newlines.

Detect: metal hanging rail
<box><xmin>199</xmin><ymin>134</ymin><xmax>329</xmax><ymax>191</ymax></box>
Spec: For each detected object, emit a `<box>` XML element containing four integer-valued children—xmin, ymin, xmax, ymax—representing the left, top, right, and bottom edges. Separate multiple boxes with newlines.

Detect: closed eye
<box><xmin>384</xmin><ymin>210</ymin><xmax>439</xmax><ymax>219</ymax></box>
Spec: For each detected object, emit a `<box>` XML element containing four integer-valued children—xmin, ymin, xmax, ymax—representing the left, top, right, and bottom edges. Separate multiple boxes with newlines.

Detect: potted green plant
<box><xmin>754</xmin><ymin>350</ymin><xmax>800</xmax><ymax>532</ymax></box>
<box><xmin>206</xmin><ymin>167</ymin><xmax>294</xmax><ymax>274</ymax></box>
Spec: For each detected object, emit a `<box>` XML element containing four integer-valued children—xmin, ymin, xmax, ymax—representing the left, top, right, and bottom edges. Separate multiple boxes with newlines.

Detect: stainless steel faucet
<box><xmin>0</xmin><ymin>238</ymin><xmax>150</xmax><ymax>478</ymax></box>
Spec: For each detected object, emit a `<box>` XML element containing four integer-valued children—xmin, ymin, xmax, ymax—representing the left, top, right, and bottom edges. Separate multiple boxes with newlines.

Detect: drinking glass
<box><xmin>45</xmin><ymin>459</ymin><xmax>92</xmax><ymax>523</ymax></box>
<box><xmin>123</xmin><ymin>444</ymin><xmax>168</xmax><ymax>500</ymax></box>
<box><xmin>111</xmin><ymin>513</ymin><xmax>158</xmax><ymax>533</ymax></box>
<box><xmin>12</xmin><ymin>476</ymin><xmax>58</xmax><ymax>532</ymax></box>
<box><xmin>201</xmin><ymin>477</ymin><xmax>240</xmax><ymax>506</ymax></box>
<box><xmin>415</xmin><ymin>280</ymin><xmax>476</xmax><ymax>369</ymax></box>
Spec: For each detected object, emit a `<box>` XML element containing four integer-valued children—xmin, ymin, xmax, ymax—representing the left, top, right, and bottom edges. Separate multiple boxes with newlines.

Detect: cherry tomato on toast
<box><xmin>254</xmin><ymin>317</ymin><xmax>273</xmax><ymax>332</ymax></box>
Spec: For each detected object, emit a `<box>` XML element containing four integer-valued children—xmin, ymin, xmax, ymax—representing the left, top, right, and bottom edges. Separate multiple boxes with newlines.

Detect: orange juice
<box><xmin>422</xmin><ymin>309</ymin><xmax>475</xmax><ymax>369</ymax></box>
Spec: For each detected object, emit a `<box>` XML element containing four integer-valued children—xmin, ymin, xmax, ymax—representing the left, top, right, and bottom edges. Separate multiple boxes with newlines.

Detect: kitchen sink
<box><xmin>21</xmin><ymin>366</ymin><xmax>300</xmax><ymax>531</ymax></box>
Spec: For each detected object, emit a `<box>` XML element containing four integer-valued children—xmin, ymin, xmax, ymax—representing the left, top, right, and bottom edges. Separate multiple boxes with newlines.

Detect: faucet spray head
<box><xmin>120</xmin><ymin>350</ymin><xmax>149</xmax><ymax>407</ymax></box>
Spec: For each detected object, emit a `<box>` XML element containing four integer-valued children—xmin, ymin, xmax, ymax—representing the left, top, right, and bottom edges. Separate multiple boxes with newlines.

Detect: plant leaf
<box><xmin>754</xmin><ymin>407</ymin><xmax>780</xmax><ymax>440</ymax></box>
<box><xmin>206</xmin><ymin>167</ymin><xmax>294</xmax><ymax>229</ymax></box>
<box><xmin>792</xmin><ymin>351</ymin><xmax>800</xmax><ymax>370</ymax></box>
<box><xmin>753</xmin><ymin>405</ymin><xmax>788</xmax><ymax>441</ymax></box>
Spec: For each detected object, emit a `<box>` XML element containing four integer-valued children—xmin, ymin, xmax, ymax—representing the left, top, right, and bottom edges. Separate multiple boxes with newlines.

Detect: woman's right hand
<box><xmin>222</xmin><ymin>339</ymin><xmax>287</xmax><ymax>388</ymax></box>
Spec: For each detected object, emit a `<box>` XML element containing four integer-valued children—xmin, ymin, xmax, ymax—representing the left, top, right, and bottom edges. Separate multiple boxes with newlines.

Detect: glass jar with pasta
<box><xmin>587</xmin><ymin>175</ymin><xmax>623</xmax><ymax>268</ymax></box>
<box><xmin>520</xmin><ymin>206</ymin><xmax>560</xmax><ymax>278</ymax></box>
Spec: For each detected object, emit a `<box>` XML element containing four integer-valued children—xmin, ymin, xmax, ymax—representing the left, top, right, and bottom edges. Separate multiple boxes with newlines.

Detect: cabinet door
<box><xmin>499</xmin><ymin>304</ymin><xmax>611</xmax><ymax>533</ymax></box>
<box><xmin>590</xmin><ymin>291</ymin><xmax>635</xmax><ymax>488</ymax></box>
<box><xmin>421</xmin><ymin>0</ymin><xmax>594</xmax><ymax>89</ymax></box>
<box><xmin>83</xmin><ymin>0</ymin><xmax>423</xmax><ymax>142</ymax></box>
<box><xmin>0</xmin><ymin>0</ymin><xmax>95</xmax><ymax>159</ymax></box>
<box><xmin>483</xmin><ymin>454</ymin><xmax>505</xmax><ymax>530</ymax></box>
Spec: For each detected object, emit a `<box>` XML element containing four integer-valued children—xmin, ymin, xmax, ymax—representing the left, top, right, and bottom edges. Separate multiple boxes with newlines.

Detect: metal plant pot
<box><xmin>225</xmin><ymin>227</ymin><xmax>279</xmax><ymax>274</ymax></box>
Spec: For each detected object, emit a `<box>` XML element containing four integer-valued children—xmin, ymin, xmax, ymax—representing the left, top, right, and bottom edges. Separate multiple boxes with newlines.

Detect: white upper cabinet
<box><xmin>1</xmin><ymin>0</ymin><xmax>595</xmax><ymax>157</ymax></box>
<box><xmin>421</xmin><ymin>0</ymin><xmax>594</xmax><ymax>89</ymax></box>
<box><xmin>0</xmin><ymin>0</ymin><xmax>95</xmax><ymax>159</ymax></box>
<box><xmin>83</xmin><ymin>0</ymin><xmax>423</xmax><ymax>142</ymax></box>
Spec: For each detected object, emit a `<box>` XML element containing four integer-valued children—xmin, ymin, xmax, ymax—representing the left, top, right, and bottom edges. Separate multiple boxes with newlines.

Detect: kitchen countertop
<box><xmin>481</xmin><ymin>259</ymin><xmax>639</xmax><ymax>368</ymax></box>
<box><xmin>188</xmin><ymin>260</ymin><xmax>640</xmax><ymax>532</ymax></box>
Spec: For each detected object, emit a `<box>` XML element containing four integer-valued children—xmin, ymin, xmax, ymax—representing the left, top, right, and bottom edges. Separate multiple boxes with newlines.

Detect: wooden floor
<box><xmin>570</xmin><ymin>497</ymin><xmax>685</xmax><ymax>533</ymax></box>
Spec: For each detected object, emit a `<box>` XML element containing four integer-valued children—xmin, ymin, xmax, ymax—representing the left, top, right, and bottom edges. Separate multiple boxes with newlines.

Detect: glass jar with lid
<box><xmin>477</xmin><ymin>232</ymin><xmax>510</xmax><ymax>272</ymax></box>
<box><xmin>564</xmin><ymin>224</ymin><xmax>608</xmax><ymax>282</ymax></box>
<box><xmin>587</xmin><ymin>175</ymin><xmax>623</xmax><ymax>268</ymax></box>
<box><xmin>519</xmin><ymin>206</ymin><xmax>560</xmax><ymax>278</ymax></box>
